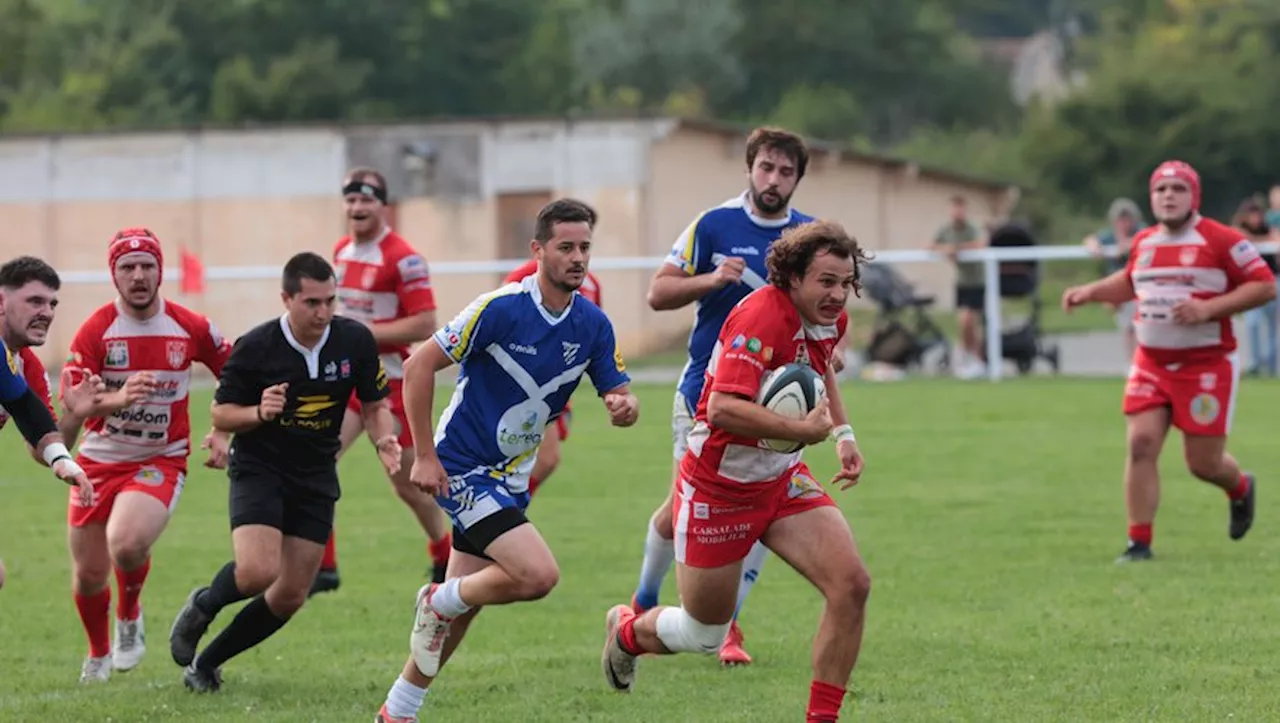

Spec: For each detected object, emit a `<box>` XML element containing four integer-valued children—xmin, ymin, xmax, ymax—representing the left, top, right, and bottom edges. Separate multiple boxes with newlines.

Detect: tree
<box><xmin>1021</xmin><ymin>0</ymin><xmax>1280</xmax><ymax>218</ymax></box>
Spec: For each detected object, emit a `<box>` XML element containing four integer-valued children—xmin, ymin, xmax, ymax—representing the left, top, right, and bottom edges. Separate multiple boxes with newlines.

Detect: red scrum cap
<box><xmin>108</xmin><ymin>227</ymin><xmax>164</xmax><ymax>284</ymax></box>
<box><xmin>1149</xmin><ymin>160</ymin><xmax>1201</xmax><ymax>211</ymax></box>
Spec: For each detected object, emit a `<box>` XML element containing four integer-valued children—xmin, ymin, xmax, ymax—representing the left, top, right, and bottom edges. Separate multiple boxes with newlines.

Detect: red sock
<box><xmin>114</xmin><ymin>559</ymin><xmax>150</xmax><ymax>621</ymax></box>
<box><xmin>1228</xmin><ymin>473</ymin><xmax>1251</xmax><ymax>501</ymax></box>
<box><xmin>74</xmin><ymin>589</ymin><xmax>112</xmax><ymax>658</ymax></box>
<box><xmin>617</xmin><ymin>611</ymin><xmax>644</xmax><ymax>656</ymax></box>
<box><xmin>528</xmin><ymin>476</ymin><xmax>543</xmax><ymax>496</ymax></box>
<box><xmin>428</xmin><ymin>533</ymin><xmax>452</xmax><ymax>566</ymax></box>
<box><xmin>1128</xmin><ymin>523</ymin><xmax>1153</xmax><ymax>546</ymax></box>
<box><xmin>807</xmin><ymin>680</ymin><xmax>846</xmax><ymax>722</ymax></box>
<box><xmin>321</xmin><ymin>531</ymin><xmax>338</xmax><ymax>570</ymax></box>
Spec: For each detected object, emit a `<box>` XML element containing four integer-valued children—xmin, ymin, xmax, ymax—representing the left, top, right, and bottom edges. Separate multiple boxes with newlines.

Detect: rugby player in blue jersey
<box><xmin>374</xmin><ymin>198</ymin><xmax>639</xmax><ymax>722</ymax></box>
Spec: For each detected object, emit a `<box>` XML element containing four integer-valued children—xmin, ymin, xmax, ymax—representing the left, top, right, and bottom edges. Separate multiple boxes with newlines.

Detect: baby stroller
<box><xmin>986</xmin><ymin>221</ymin><xmax>1060</xmax><ymax>375</ymax></box>
<box><xmin>860</xmin><ymin>261</ymin><xmax>952</xmax><ymax>374</ymax></box>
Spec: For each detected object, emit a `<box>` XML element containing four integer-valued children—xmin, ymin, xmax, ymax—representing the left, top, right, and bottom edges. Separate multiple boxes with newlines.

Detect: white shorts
<box><xmin>671</xmin><ymin>391</ymin><xmax>695</xmax><ymax>462</ymax></box>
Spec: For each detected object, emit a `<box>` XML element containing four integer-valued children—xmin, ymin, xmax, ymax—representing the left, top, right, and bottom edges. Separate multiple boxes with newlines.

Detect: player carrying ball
<box><xmin>601</xmin><ymin>220</ymin><xmax>872</xmax><ymax>723</ymax></box>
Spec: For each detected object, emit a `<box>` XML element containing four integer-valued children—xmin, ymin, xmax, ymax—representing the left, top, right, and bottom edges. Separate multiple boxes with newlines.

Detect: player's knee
<box><xmin>827</xmin><ymin>561</ymin><xmax>872</xmax><ymax>611</ymax></box>
<box><xmin>652</xmin><ymin>504</ymin><xmax>675</xmax><ymax>540</ymax></box>
<box><xmin>1126</xmin><ymin>431</ymin><xmax>1162</xmax><ymax>463</ymax></box>
<box><xmin>264</xmin><ymin>584</ymin><xmax>308</xmax><ymax>617</ymax></box>
<box><xmin>655</xmin><ymin>607</ymin><xmax>730</xmax><ymax>655</ymax></box>
<box><xmin>514</xmin><ymin>562</ymin><xmax>560</xmax><ymax>601</ymax></box>
<box><xmin>72</xmin><ymin>564</ymin><xmax>110</xmax><ymax>594</ymax></box>
<box><xmin>233</xmin><ymin>559</ymin><xmax>279</xmax><ymax>596</ymax></box>
<box><xmin>106</xmin><ymin>535</ymin><xmax>152</xmax><ymax>570</ymax></box>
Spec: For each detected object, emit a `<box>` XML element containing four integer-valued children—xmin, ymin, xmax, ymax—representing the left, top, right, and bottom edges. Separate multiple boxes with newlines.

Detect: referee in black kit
<box><xmin>168</xmin><ymin>251</ymin><xmax>402</xmax><ymax>692</ymax></box>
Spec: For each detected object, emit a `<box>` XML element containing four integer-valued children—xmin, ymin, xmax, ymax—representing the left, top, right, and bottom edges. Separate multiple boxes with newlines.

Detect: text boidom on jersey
<box><xmin>63</xmin><ymin>299</ymin><xmax>231</xmax><ymax>464</ymax></box>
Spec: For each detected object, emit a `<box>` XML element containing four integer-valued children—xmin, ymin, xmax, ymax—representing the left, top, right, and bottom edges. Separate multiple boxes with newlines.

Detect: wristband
<box><xmin>41</xmin><ymin>442</ymin><xmax>73</xmax><ymax>467</ymax></box>
<box><xmin>375</xmin><ymin>434</ymin><xmax>398</xmax><ymax>450</ymax></box>
<box><xmin>830</xmin><ymin>424</ymin><xmax>856</xmax><ymax>444</ymax></box>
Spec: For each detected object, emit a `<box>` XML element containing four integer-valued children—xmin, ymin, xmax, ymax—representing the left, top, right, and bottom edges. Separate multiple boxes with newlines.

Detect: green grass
<box><xmin>3</xmin><ymin>379</ymin><xmax>1280</xmax><ymax>721</ymax></box>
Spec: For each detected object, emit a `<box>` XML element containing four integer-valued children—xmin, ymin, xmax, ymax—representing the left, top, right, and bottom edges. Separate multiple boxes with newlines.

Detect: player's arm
<box><xmin>56</xmin><ymin>330</ymin><xmax>139</xmax><ymax>445</ymax></box>
<box><xmin>405</xmin><ymin>291</ymin><xmax>500</xmax><ymax>459</ymax></box>
<box><xmin>586</xmin><ymin>318</ymin><xmax>637</xmax><ymax>427</ymax></box>
<box><xmin>704</xmin><ymin>320</ymin><xmax>828</xmax><ymax>445</ymax></box>
<box><xmin>21</xmin><ymin>363</ymin><xmax>62</xmax><ymax>465</ymax></box>
<box><xmin>647</xmin><ymin>216</ymin><xmax>739</xmax><ymax>311</ymax></box>
<box><xmin>401</xmin><ymin>339</ymin><xmax>453</xmax><ymax>462</ymax></box>
<box><xmin>1063</xmin><ymin>268</ymin><xmax>1135</xmax><ymax>311</ymax></box>
<box><xmin>209</xmin><ymin>335</ymin><xmax>272</xmax><ymax>433</ymax></box>
<box><xmin>1200</xmin><ymin>238</ymin><xmax>1279</xmax><ymax>319</ymax></box>
<box><xmin>369</xmin><ymin>310</ymin><xmax>435</xmax><ymax>346</ymax></box>
<box><xmin>354</xmin><ymin>327</ymin><xmax>397</xmax><ymax>453</ymax></box>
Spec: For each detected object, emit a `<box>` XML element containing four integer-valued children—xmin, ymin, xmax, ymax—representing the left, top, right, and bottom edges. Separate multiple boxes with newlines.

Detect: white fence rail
<box><xmin>56</xmin><ymin>242</ymin><xmax>1280</xmax><ymax>382</ymax></box>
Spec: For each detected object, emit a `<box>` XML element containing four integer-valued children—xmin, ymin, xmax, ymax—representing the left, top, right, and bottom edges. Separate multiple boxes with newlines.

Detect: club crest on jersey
<box><xmin>1179</xmin><ymin>247</ymin><xmax>1198</xmax><ymax>266</ymax></box>
<box><xmin>324</xmin><ymin>361</ymin><xmax>338</xmax><ymax>381</ymax></box>
<box><xmin>1136</xmin><ymin>249</ymin><xmax>1155</xmax><ymax>268</ymax></box>
<box><xmin>105</xmin><ymin>341</ymin><xmax>129</xmax><ymax>368</ymax></box>
<box><xmin>340</xmin><ymin>359</ymin><xmax>351</xmax><ymax>378</ymax></box>
<box><xmin>166</xmin><ymin>340</ymin><xmax>187</xmax><ymax>369</ymax></box>
<box><xmin>362</xmin><ymin>267</ymin><xmax>378</xmax><ymax>288</ymax></box>
<box><xmin>562</xmin><ymin>341</ymin><xmax>580</xmax><ymax>365</ymax></box>
<box><xmin>794</xmin><ymin>343</ymin><xmax>810</xmax><ymax>367</ymax></box>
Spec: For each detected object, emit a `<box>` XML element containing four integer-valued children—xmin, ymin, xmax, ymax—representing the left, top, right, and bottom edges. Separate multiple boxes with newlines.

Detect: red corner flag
<box><xmin>180</xmin><ymin>247</ymin><xmax>206</xmax><ymax>295</ymax></box>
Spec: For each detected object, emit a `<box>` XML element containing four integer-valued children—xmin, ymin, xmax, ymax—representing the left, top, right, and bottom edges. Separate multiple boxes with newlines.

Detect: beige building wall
<box><xmin>0</xmin><ymin>117</ymin><xmax>1017</xmax><ymax>373</ymax></box>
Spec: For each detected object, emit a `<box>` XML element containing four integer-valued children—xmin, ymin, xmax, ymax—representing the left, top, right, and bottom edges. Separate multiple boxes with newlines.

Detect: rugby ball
<box><xmin>756</xmin><ymin>363</ymin><xmax>826</xmax><ymax>454</ymax></box>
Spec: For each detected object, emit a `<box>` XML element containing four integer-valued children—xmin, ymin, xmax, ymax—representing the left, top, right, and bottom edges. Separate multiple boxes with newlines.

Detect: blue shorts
<box><xmin>438</xmin><ymin>467</ymin><xmax>532</xmax><ymax>560</ymax></box>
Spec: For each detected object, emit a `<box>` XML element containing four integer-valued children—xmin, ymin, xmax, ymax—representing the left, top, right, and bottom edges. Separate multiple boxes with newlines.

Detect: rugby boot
<box><xmin>602</xmin><ymin>604</ymin><xmax>638</xmax><ymax>693</ymax></box>
<box><xmin>719</xmin><ymin>620</ymin><xmax>752</xmax><ymax>666</ymax></box>
<box><xmin>1229</xmin><ymin>473</ymin><xmax>1256</xmax><ymax>541</ymax></box>
<box><xmin>1115</xmin><ymin>540</ymin><xmax>1154</xmax><ymax>563</ymax></box>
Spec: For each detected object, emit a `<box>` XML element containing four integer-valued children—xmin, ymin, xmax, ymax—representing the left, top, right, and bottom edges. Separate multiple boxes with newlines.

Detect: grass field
<box><xmin>3</xmin><ymin>379</ymin><xmax>1280</xmax><ymax>722</ymax></box>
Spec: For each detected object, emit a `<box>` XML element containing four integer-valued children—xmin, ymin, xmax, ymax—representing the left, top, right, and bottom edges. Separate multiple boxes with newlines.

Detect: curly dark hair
<box><xmin>765</xmin><ymin>220</ymin><xmax>872</xmax><ymax>296</ymax></box>
<box><xmin>745</xmin><ymin>127</ymin><xmax>809</xmax><ymax>180</ymax></box>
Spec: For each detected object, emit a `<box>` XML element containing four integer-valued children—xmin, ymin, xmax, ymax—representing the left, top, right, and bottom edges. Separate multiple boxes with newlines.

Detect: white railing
<box><xmin>56</xmin><ymin>242</ymin><xmax>1280</xmax><ymax>381</ymax></box>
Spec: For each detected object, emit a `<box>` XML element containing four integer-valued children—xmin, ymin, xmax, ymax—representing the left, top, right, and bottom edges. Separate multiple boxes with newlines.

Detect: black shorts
<box><xmin>956</xmin><ymin>286</ymin><xmax>986</xmax><ymax>311</ymax></box>
<box><xmin>450</xmin><ymin>507</ymin><xmax>529</xmax><ymax>562</ymax></box>
<box><xmin>228</xmin><ymin>466</ymin><xmax>339</xmax><ymax>545</ymax></box>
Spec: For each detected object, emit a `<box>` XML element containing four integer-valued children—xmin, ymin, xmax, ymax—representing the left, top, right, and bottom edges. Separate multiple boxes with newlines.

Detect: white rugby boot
<box><xmin>113</xmin><ymin>611</ymin><xmax>146</xmax><ymax>671</ymax></box>
<box><xmin>409</xmin><ymin>583</ymin><xmax>454</xmax><ymax>677</ymax></box>
<box><xmin>79</xmin><ymin>655</ymin><xmax>111</xmax><ymax>684</ymax></box>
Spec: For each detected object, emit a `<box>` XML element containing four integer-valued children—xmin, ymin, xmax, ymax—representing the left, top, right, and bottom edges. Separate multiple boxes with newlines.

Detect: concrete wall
<box><xmin>0</xmin><ymin>118</ymin><xmax>1015</xmax><ymax>372</ymax></box>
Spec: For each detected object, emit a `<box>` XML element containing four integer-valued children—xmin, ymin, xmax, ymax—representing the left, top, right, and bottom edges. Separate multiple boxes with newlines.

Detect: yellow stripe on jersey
<box><xmin>489</xmin><ymin>447</ymin><xmax>539</xmax><ymax>480</ymax></box>
<box><xmin>446</xmin><ymin>284</ymin><xmax>523</xmax><ymax>362</ymax></box>
<box><xmin>4</xmin><ymin>346</ymin><xmax>16</xmax><ymax>375</ymax></box>
<box><xmin>676</xmin><ymin>212</ymin><xmax>707</xmax><ymax>275</ymax></box>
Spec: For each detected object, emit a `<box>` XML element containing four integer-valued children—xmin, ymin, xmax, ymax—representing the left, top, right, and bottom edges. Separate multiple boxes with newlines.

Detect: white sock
<box><xmin>385</xmin><ymin>675</ymin><xmax>428</xmax><ymax>718</ymax></box>
<box><xmin>430</xmin><ymin>577</ymin><xmax>471</xmax><ymax>618</ymax></box>
<box><xmin>634</xmin><ymin>518</ymin><xmax>675</xmax><ymax>609</ymax></box>
<box><xmin>734</xmin><ymin>541</ymin><xmax>769</xmax><ymax>617</ymax></box>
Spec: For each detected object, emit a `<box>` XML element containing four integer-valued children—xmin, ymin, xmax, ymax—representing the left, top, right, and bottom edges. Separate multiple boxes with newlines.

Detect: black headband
<box><xmin>342</xmin><ymin>180</ymin><xmax>388</xmax><ymax>204</ymax></box>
